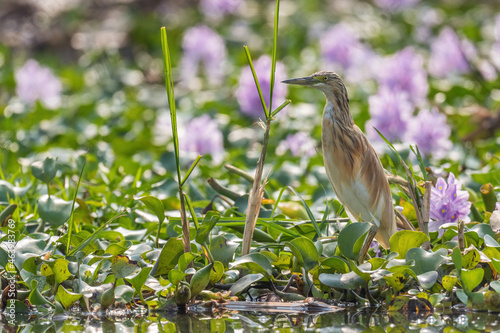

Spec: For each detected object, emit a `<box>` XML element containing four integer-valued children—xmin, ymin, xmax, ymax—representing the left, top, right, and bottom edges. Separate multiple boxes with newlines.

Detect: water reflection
<box><xmin>3</xmin><ymin>310</ymin><xmax>500</xmax><ymax>332</ymax></box>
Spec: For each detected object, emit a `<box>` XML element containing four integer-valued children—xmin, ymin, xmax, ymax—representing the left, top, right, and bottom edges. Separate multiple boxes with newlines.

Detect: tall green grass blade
<box><xmin>66</xmin><ymin>157</ymin><xmax>86</xmax><ymax>255</ymax></box>
<box><xmin>243</xmin><ymin>46</ymin><xmax>269</xmax><ymax>119</ymax></box>
<box><xmin>286</xmin><ymin>186</ymin><xmax>321</xmax><ymax>240</ymax></box>
<box><xmin>410</xmin><ymin>145</ymin><xmax>428</xmax><ymax>181</ymax></box>
<box><xmin>67</xmin><ymin>212</ymin><xmax>125</xmax><ymax>257</ymax></box>
<box><xmin>161</xmin><ymin>27</ymin><xmax>182</xmax><ymax>185</ymax></box>
<box><xmin>271</xmin><ymin>187</ymin><xmax>287</xmax><ymax>218</ymax></box>
<box><xmin>183</xmin><ymin>193</ymin><xmax>199</xmax><ymax>230</ymax></box>
<box><xmin>181</xmin><ymin>155</ymin><xmax>202</xmax><ymax>187</ymax></box>
<box><xmin>270</xmin><ymin>99</ymin><xmax>291</xmax><ymax>118</ymax></box>
<box><xmin>269</xmin><ymin>0</ymin><xmax>281</xmax><ymax>112</ymax></box>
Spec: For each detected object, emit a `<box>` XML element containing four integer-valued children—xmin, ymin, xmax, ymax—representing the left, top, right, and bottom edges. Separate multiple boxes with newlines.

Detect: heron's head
<box><xmin>282</xmin><ymin>71</ymin><xmax>347</xmax><ymax>100</ymax></box>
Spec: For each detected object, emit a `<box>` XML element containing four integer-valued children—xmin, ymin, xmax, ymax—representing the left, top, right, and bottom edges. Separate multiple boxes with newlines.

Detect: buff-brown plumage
<box><xmin>283</xmin><ymin>71</ymin><xmax>397</xmax><ymax>258</ymax></box>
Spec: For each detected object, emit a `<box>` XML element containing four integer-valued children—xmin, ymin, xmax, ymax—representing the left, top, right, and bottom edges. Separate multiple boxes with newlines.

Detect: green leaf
<box><xmin>416</xmin><ymin>271</ymin><xmax>438</xmax><ymax>290</ymax></box>
<box><xmin>319</xmin><ymin>271</ymin><xmax>365</xmax><ymax>290</ymax></box>
<box><xmin>321</xmin><ymin>257</ymin><xmax>350</xmax><ymax>274</ymax></box>
<box><xmin>461</xmin><ymin>268</ymin><xmax>484</xmax><ymax>292</ymax></box>
<box><xmin>451</xmin><ymin>247</ymin><xmax>463</xmax><ymax>271</ymax></box>
<box><xmin>56</xmin><ymin>285</ymin><xmax>82</xmax><ymax>310</ymax></box>
<box><xmin>442</xmin><ymin>275</ymin><xmax>458</xmax><ymax>292</ymax></box>
<box><xmin>52</xmin><ymin>259</ymin><xmax>71</xmax><ymax>284</ymax></box>
<box><xmin>150</xmin><ymin>237</ymin><xmax>184</xmax><ymax>276</ymax></box>
<box><xmin>406</xmin><ymin>248</ymin><xmax>447</xmax><ymax>275</ymax></box>
<box><xmin>389</xmin><ymin>230</ymin><xmax>429</xmax><ymax>259</ymax></box>
<box><xmin>111</xmin><ymin>255</ymin><xmax>140</xmax><ymax>280</ymax></box>
<box><xmin>125</xmin><ymin>266</ymin><xmax>152</xmax><ymax>295</ymax></box>
<box><xmin>115</xmin><ymin>285</ymin><xmax>135</xmax><ymax>304</ymax></box>
<box><xmin>383</xmin><ymin>272</ymin><xmax>406</xmax><ymax>292</ymax></box>
<box><xmin>229</xmin><ymin>273</ymin><xmax>265</xmax><ymax>296</ymax></box>
<box><xmin>338</xmin><ymin>222</ymin><xmax>371</xmax><ymax>260</ymax></box>
<box><xmin>29</xmin><ymin>280</ymin><xmax>55</xmax><ymax>308</ymax></box>
<box><xmin>178</xmin><ymin>252</ymin><xmax>198</xmax><ymax>272</ymax></box>
<box><xmin>210</xmin><ymin>235</ymin><xmax>238</xmax><ymax>268</ymax></box>
<box><xmin>285</xmin><ymin>237</ymin><xmax>319</xmax><ymax>272</ymax></box>
<box><xmin>14</xmin><ymin>237</ymin><xmax>46</xmax><ymax>271</ymax></box>
<box><xmin>31</xmin><ymin>157</ymin><xmax>57</xmax><ymax>183</ymax></box>
<box><xmin>243</xmin><ymin>46</ymin><xmax>269</xmax><ymax>118</ymax></box>
<box><xmin>105</xmin><ymin>240</ymin><xmax>133</xmax><ymax>255</ymax></box>
<box><xmin>190</xmin><ymin>263</ymin><xmax>213</xmax><ymax>298</ymax></box>
<box><xmin>462</xmin><ymin>248</ymin><xmax>480</xmax><ymax>270</ymax></box>
<box><xmin>67</xmin><ymin>212</ymin><xmax>125</xmax><ymax>257</ymax></box>
<box><xmin>210</xmin><ymin>261</ymin><xmax>224</xmax><ymax>284</ymax></box>
<box><xmin>231</xmin><ymin>253</ymin><xmax>273</xmax><ymax>278</ymax></box>
<box><xmin>195</xmin><ymin>211</ymin><xmax>220</xmax><ymax>245</ymax></box>
<box><xmin>168</xmin><ymin>269</ymin><xmax>187</xmax><ymax>287</ymax></box>
<box><xmin>139</xmin><ymin>196</ymin><xmax>165</xmax><ymax>223</ymax></box>
<box><xmin>38</xmin><ymin>194</ymin><xmax>72</xmax><ymax>227</ymax></box>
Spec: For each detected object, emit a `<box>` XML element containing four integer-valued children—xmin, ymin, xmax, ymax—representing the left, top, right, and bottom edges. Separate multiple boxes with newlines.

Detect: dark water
<box><xmin>3</xmin><ymin>309</ymin><xmax>500</xmax><ymax>332</ymax></box>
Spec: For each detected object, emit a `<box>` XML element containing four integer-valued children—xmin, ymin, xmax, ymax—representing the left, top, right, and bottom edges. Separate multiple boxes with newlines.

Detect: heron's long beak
<box><xmin>281</xmin><ymin>76</ymin><xmax>317</xmax><ymax>86</ymax></box>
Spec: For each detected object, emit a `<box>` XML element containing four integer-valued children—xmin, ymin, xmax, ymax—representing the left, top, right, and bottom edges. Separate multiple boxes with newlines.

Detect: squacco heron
<box><xmin>282</xmin><ymin>71</ymin><xmax>397</xmax><ymax>262</ymax></box>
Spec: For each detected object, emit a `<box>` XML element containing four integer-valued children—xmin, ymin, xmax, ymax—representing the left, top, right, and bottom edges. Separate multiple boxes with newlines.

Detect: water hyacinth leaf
<box><xmin>31</xmin><ymin>157</ymin><xmax>57</xmax><ymax>183</ymax></box>
<box><xmin>14</xmin><ymin>237</ymin><xmax>46</xmax><ymax>271</ymax></box>
<box><xmin>178</xmin><ymin>252</ymin><xmax>198</xmax><ymax>272</ymax></box>
<box><xmin>151</xmin><ymin>237</ymin><xmax>184</xmax><ymax>276</ymax></box>
<box><xmin>190</xmin><ymin>263</ymin><xmax>213</xmax><ymax>298</ymax></box>
<box><xmin>484</xmin><ymin>234</ymin><xmax>500</xmax><ymax>248</ymax></box>
<box><xmin>348</xmin><ymin>260</ymin><xmax>372</xmax><ymax>282</ymax></box>
<box><xmin>272</xmin><ymin>252</ymin><xmax>293</xmax><ymax>270</ymax></box>
<box><xmin>168</xmin><ymin>269</ymin><xmax>187</xmax><ymax>287</ymax></box>
<box><xmin>29</xmin><ymin>280</ymin><xmax>55</xmax><ymax>308</ymax></box>
<box><xmin>52</xmin><ymin>259</ymin><xmax>71</xmax><ymax>284</ymax></box>
<box><xmin>462</xmin><ymin>248</ymin><xmax>480</xmax><ymax>270</ymax></box>
<box><xmin>125</xmin><ymin>266</ymin><xmax>152</xmax><ymax>295</ymax></box>
<box><xmin>483</xmin><ymin>246</ymin><xmax>500</xmax><ymax>261</ymax></box>
<box><xmin>139</xmin><ymin>196</ymin><xmax>165</xmax><ymax>223</ymax></box>
<box><xmin>56</xmin><ymin>285</ymin><xmax>82</xmax><ymax>310</ymax></box>
<box><xmin>456</xmin><ymin>289</ymin><xmax>468</xmax><ymax>305</ymax></box>
<box><xmin>111</xmin><ymin>255</ymin><xmax>140</xmax><ymax>280</ymax></box>
<box><xmin>0</xmin><ymin>204</ymin><xmax>17</xmax><ymax>225</ymax></box>
<box><xmin>0</xmin><ymin>180</ymin><xmax>15</xmax><ymax>204</ymax></box>
<box><xmin>100</xmin><ymin>286</ymin><xmax>115</xmax><ymax>311</ymax></box>
<box><xmin>442</xmin><ymin>275</ymin><xmax>458</xmax><ymax>292</ymax></box>
<box><xmin>406</xmin><ymin>248</ymin><xmax>447</xmax><ymax>275</ymax></box>
<box><xmin>196</xmin><ymin>211</ymin><xmax>220</xmax><ymax>245</ymax></box>
<box><xmin>210</xmin><ymin>261</ymin><xmax>224</xmax><ymax>284</ymax></box>
<box><xmin>338</xmin><ymin>222</ymin><xmax>371</xmax><ymax>261</ymax></box>
<box><xmin>231</xmin><ymin>253</ymin><xmax>273</xmax><ymax>278</ymax></box>
<box><xmin>470</xmin><ymin>224</ymin><xmax>496</xmax><ymax>241</ymax></box>
<box><xmin>115</xmin><ymin>284</ymin><xmax>135</xmax><ymax>304</ymax></box>
<box><xmin>321</xmin><ymin>257</ymin><xmax>350</xmax><ymax>274</ymax></box>
<box><xmin>491</xmin><ymin>258</ymin><xmax>500</xmax><ymax>275</ymax></box>
<box><xmin>461</xmin><ymin>268</ymin><xmax>484</xmax><ymax>292</ymax></box>
<box><xmin>210</xmin><ymin>235</ymin><xmax>238</xmax><ymax>268</ymax></box>
<box><xmin>278</xmin><ymin>201</ymin><xmax>309</xmax><ymax>220</ymax></box>
<box><xmin>319</xmin><ymin>271</ymin><xmax>365</xmax><ymax>290</ymax></box>
<box><xmin>390</xmin><ymin>230</ymin><xmax>429</xmax><ymax>259</ymax></box>
<box><xmin>38</xmin><ymin>194</ymin><xmax>72</xmax><ymax>227</ymax></box>
<box><xmin>383</xmin><ymin>272</ymin><xmax>406</xmax><ymax>292</ymax></box>
<box><xmin>416</xmin><ymin>271</ymin><xmax>438</xmax><ymax>290</ymax></box>
<box><xmin>285</xmin><ymin>237</ymin><xmax>320</xmax><ymax>272</ymax></box>
<box><xmin>105</xmin><ymin>240</ymin><xmax>133</xmax><ymax>255</ymax></box>
<box><xmin>229</xmin><ymin>273</ymin><xmax>265</xmax><ymax>296</ymax></box>
<box><xmin>490</xmin><ymin>280</ymin><xmax>500</xmax><ymax>294</ymax></box>
<box><xmin>452</xmin><ymin>247</ymin><xmax>463</xmax><ymax>271</ymax></box>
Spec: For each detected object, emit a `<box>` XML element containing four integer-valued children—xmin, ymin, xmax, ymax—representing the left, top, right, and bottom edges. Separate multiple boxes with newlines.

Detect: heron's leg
<box><xmin>359</xmin><ymin>225</ymin><xmax>378</xmax><ymax>264</ymax></box>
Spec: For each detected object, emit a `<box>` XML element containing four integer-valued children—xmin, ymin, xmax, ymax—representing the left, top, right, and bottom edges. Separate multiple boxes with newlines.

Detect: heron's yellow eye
<box><xmin>322</xmin><ymin>76</ymin><xmax>328</xmax><ymax>82</ymax></box>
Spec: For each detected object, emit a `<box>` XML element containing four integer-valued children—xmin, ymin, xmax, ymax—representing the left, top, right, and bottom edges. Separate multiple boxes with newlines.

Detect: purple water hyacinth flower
<box><xmin>277</xmin><ymin>132</ymin><xmax>316</xmax><ymax>157</ymax></box>
<box><xmin>15</xmin><ymin>59</ymin><xmax>62</xmax><ymax>109</ymax></box>
<box><xmin>200</xmin><ymin>0</ymin><xmax>242</xmax><ymax>20</ymax></box>
<box><xmin>406</xmin><ymin>108</ymin><xmax>452</xmax><ymax>159</ymax></box>
<box><xmin>373</xmin><ymin>0</ymin><xmax>419</xmax><ymax>11</ymax></box>
<box><xmin>377</xmin><ymin>47</ymin><xmax>428</xmax><ymax>105</ymax></box>
<box><xmin>320</xmin><ymin>24</ymin><xmax>375</xmax><ymax>83</ymax></box>
<box><xmin>428</xmin><ymin>27</ymin><xmax>470</xmax><ymax>78</ymax></box>
<box><xmin>236</xmin><ymin>55</ymin><xmax>288</xmax><ymax>118</ymax></box>
<box><xmin>180</xmin><ymin>114</ymin><xmax>224</xmax><ymax>164</ymax></box>
<box><xmin>181</xmin><ymin>25</ymin><xmax>227</xmax><ymax>85</ymax></box>
<box><xmin>429</xmin><ymin>172</ymin><xmax>471</xmax><ymax>236</ymax></box>
<box><xmin>365</xmin><ymin>88</ymin><xmax>414</xmax><ymax>148</ymax></box>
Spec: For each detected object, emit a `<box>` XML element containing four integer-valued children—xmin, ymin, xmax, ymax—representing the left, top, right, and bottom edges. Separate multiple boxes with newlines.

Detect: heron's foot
<box><xmin>359</xmin><ymin>225</ymin><xmax>378</xmax><ymax>264</ymax></box>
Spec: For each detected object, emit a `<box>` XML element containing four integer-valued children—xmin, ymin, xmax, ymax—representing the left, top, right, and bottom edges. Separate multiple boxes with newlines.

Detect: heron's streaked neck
<box><xmin>322</xmin><ymin>90</ymin><xmax>354</xmax><ymax>127</ymax></box>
